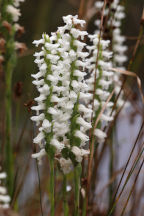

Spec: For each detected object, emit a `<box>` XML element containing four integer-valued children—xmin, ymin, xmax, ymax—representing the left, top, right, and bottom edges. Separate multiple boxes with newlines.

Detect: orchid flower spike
<box><xmin>31</xmin><ymin>15</ymin><xmax>92</xmax><ymax>173</ymax></box>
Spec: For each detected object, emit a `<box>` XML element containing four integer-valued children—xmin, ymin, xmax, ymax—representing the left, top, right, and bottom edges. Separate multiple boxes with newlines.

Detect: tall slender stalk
<box><xmin>5</xmin><ymin>28</ymin><xmax>16</xmax><ymax>196</ymax></box>
<box><xmin>74</xmin><ymin>163</ymin><xmax>81</xmax><ymax>216</ymax></box>
<box><xmin>108</xmin><ymin>143</ymin><xmax>144</xmax><ymax>216</ymax></box>
<box><xmin>0</xmin><ymin>0</ymin><xmax>18</xmax><ymax>196</ymax></box>
<box><xmin>36</xmin><ymin>161</ymin><xmax>44</xmax><ymax>216</ymax></box>
<box><xmin>82</xmin><ymin>196</ymin><xmax>87</xmax><ymax>216</ymax></box>
<box><xmin>49</xmin><ymin>157</ymin><xmax>55</xmax><ymax>216</ymax></box>
<box><xmin>108</xmin><ymin>130</ymin><xmax>115</xmax><ymax>213</ymax></box>
<box><xmin>63</xmin><ymin>174</ymin><xmax>69</xmax><ymax>216</ymax></box>
<box><xmin>120</xmin><ymin>155</ymin><xmax>144</xmax><ymax>216</ymax></box>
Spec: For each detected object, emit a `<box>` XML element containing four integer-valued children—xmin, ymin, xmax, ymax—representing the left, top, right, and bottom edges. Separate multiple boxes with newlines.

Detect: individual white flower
<box><xmin>71</xmin><ymin>146</ymin><xmax>89</xmax><ymax>163</ymax></box>
<box><xmin>33</xmin><ymin>132</ymin><xmax>45</xmax><ymax>145</ymax></box>
<box><xmin>50</xmin><ymin>139</ymin><xmax>64</xmax><ymax>152</ymax></box>
<box><xmin>13</xmin><ymin>0</ymin><xmax>25</xmax><ymax>7</ymax></box>
<box><xmin>0</xmin><ymin>171</ymin><xmax>10</xmax><ymax>209</ymax></box>
<box><xmin>59</xmin><ymin>158</ymin><xmax>73</xmax><ymax>174</ymax></box>
<box><xmin>32</xmin><ymin>149</ymin><xmax>47</xmax><ymax>165</ymax></box>
<box><xmin>95</xmin><ymin>1</ymin><xmax>104</xmax><ymax>9</ymax></box>
<box><xmin>0</xmin><ymin>173</ymin><xmax>7</xmax><ymax>179</ymax></box>
<box><xmin>75</xmin><ymin>130</ymin><xmax>89</xmax><ymax>142</ymax></box>
<box><xmin>6</xmin><ymin>5</ymin><xmax>21</xmax><ymax>22</ymax></box>
<box><xmin>66</xmin><ymin>185</ymin><xmax>72</xmax><ymax>192</ymax></box>
<box><xmin>94</xmin><ymin>128</ymin><xmax>107</xmax><ymax>142</ymax></box>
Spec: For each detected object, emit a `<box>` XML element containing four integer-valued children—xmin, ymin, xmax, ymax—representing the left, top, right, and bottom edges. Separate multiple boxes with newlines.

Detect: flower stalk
<box><xmin>63</xmin><ymin>174</ymin><xmax>69</xmax><ymax>216</ymax></box>
<box><xmin>74</xmin><ymin>163</ymin><xmax>81</xmax><ymax>216</ymax></box>
<box><xmin>49</xmin><ymin>157</ymin><xmax>55</xmax><ymax>216</ymax></box>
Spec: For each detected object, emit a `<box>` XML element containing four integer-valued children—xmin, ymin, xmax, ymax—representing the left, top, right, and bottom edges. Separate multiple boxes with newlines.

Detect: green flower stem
<box><xmin>108</xmin><ymin>130</ymin><xmax>115</xmax><ymax>213</ymax></box>
<box><xmin>0</xmin><ymin>0</ymin><xmax>17</xmax><ymax>195</ymax></box>
<box><xmin>49</xmin><ymin>157</ymin><xmax>55</xmax><ymax>216</ymax></box>
<box><xmin>82</xmin><ymin>196</ymin><xmax>86</xmax><ymax>216</ymax></box>
<box><xmin>74</xmin><ymin>163</ymin><xmax>81</xmax><ymax>216</ymax></box>
<box><xmin>63</xmin><ymin>174</ymin><xmax>69</xmax><ymax>216</ymax></box>
<box><xmin>4</xmin><ymin>29</ymin><xmax>16</xmax><ymax>196</ymax></box>
<box><xmin>5</xmin><ymin>63</ymin><xmax>14</xmax><ymax>196</ymax></box>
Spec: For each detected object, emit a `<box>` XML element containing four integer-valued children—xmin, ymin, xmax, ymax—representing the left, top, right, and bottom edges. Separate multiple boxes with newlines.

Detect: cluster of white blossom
<box><xmin>6</xmin><ymin>0</ymin><xmax>24</xmax><ymax>22</ymax></box>
<box><xmin>110</xmin><ymin>0</ymin><xmax>128</xmax><ymax>107</ymax></box>
<box><xmin>31</xmin><ymin>15</ymin><xmax>92</xmax><ymax>173</ymax></box>
<box><xmin>94</xmin><ymin>0</ymin><xmax>128</xmax><ymax>107</ymax></box>
<box><xmin>86</xmin><ymin>34</ymin><xmax>114</xmax><ymax>143</ymax></box>
<box><xmin>0</xmin><ymin>171</ymin><xmax>10</xmax><ymax>209</ymax></box>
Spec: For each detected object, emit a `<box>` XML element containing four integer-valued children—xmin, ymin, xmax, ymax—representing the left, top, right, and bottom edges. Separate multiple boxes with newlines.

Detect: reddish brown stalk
<box><xmin>78</xmin><ymin>0</ymin><xmax>88</xmax><ymax>19</ymax></box>
<box><xmin>130</xmin><ymin>180</ymin><xmax>144</xmax><ymax>216</ymax></box>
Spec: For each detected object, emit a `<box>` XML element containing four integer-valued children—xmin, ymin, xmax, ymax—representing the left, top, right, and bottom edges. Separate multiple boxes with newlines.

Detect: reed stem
<box><xmin>74</xmin><ymin>163</ymin><xmax>81</xmax><ymax>216</ymax></box>
<box><xmin>5</xmin><ymin>33</ymin><xmax>16</xmax><ymax>195</ymax></box>
<box><xmin>5</xmin><ymin>63</ymin><xmax>14</xmax><ymax>196</ymax></box>
<box><xmin>63</xmin><ymin>174</ymin><xmax>69</xmax><ymax>216</ymax></box>
<box><xmin>49</xmin><ymin>157</ymin><xmax>55</xmax><ymax>216</ymax></box>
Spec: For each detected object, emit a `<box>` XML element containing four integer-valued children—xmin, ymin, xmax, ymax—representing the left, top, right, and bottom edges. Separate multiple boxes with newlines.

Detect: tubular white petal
<box><xmin>33</xmin><ymin>132</ymin><xmax>44</xmax><ymax>144</ymax></box>
<box><xmin>76</xmin><ymin>117</ymin><xmax>91</xmax><ymax>129</ymax></box>
<box><xmin>0</xmin><ymin>195</ymin><xmax>11</xmax><ymax>203</ymax></box>
<box><xmin>94</xmin><ymin>129</ymin><xmax>107</xmax><ymax>140</ymax></box>
<box><xmin>75</xmin><ymin>130</ymin><xmax>89</xmax><ymax>142</ymax></box>
<box><xmin>0</xmin><ymin>173</ymin><xmax>7</xmax><ymax>179</ymax></box>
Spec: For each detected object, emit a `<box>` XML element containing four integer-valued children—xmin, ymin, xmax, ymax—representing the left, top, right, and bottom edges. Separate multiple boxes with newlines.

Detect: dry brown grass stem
<box><xmin>120</xmin><ymin>149</ymin><xmax>144</xmax><ymax>216</ymax></box>
<box><xmin>109</xmin><ymin>121</ymin><xmax>144</xmax><ymax>210</ymax></box>
<box><xmin>78</xmin><ymin>0</ymin><xmax>88</xmax><ymax>19</ymax></box>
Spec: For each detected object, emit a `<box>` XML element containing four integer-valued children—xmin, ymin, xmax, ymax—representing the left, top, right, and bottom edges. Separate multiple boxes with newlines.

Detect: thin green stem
<box><xmin>74</xmin><ymin>163</ymin><xmax>81</xmax><ymax>216</ymax></box>
<box><xmin>108</xmin><ymin>130</ymin><xmax>115</xmax><ymax>214</ymax></box>
<box><xmin>5</xmin><ymin>45</ymin><xmax>16</xmax><ymax>195</ymax></box>
<box><xmin>49</xmin><ymin>157</ymin><xmax>55</xmax><ymax>216</ymax></box>
<box><xmin>82</xmin><ymin>196</ymin><xmax>86</xmax><ymax>216</ymax></box>
<box><xmin>36</xmin><ymin>161</ymin><xmax>44</xmax><ymax>216</ymax></box>
<box><xmin>63</xmin><ymin>174</ymin><xmax>69</xmax><ymax>216</ymax></box>
<box><xmin>1</xmin><ymin>1</ymin><xmax>17</xmax><ymax>195</ymax></box>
